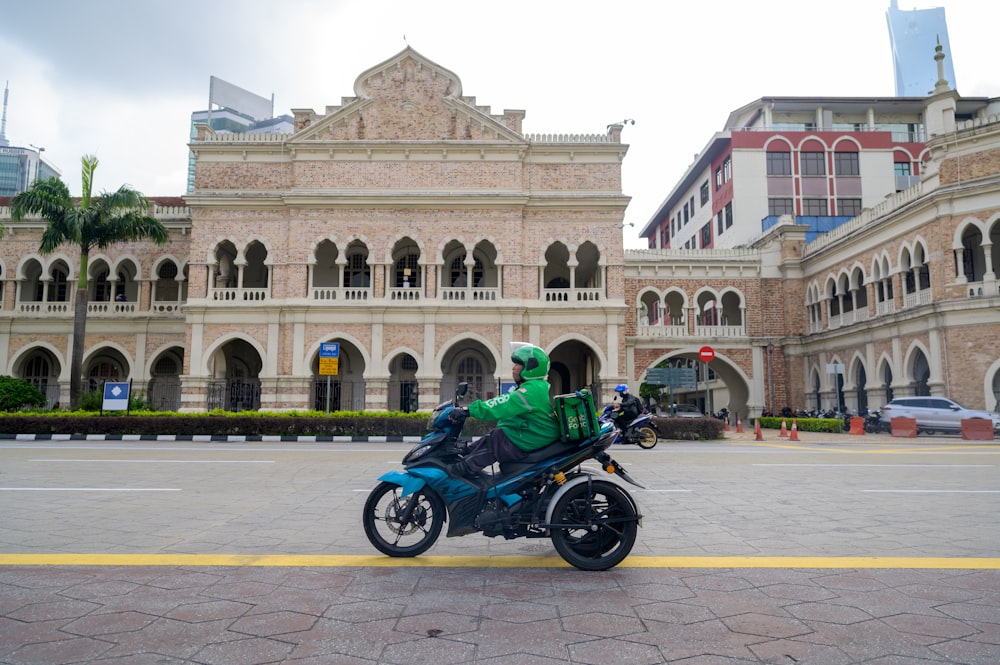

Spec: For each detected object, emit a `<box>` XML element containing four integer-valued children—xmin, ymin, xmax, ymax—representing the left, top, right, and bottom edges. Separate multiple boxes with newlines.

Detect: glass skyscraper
<box><xmin>0</xmin><ymin>146</ymin><xmax>61</xmax><ymax>197</ymax></box>
<box><xmin>886</xmin><ymin>1</ymin><xmax>957</xmax><ymax>96</ymax></box>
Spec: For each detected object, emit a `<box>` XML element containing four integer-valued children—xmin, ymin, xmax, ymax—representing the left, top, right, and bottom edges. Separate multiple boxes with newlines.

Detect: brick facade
<box><xmin>1</xmin><ymin>50</ymin><xmax>997</xmax><ymax>418</ymax></box>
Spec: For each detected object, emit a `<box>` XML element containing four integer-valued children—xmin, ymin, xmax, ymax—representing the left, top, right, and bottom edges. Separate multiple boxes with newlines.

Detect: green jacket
<box><xmin>468</xmin><ymin>378</ymin><xmax>561</xmax><ymax>451</ymax></box>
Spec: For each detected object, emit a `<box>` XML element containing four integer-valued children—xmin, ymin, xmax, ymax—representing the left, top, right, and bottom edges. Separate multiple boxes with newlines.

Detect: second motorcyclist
<box><xmin>449</xmin><ymin>343</ymin><xmax>561</xmax><ymax>477</ymax></box>
<box><xmin>612</xmin><ymin>384</ymin><xmax>644</xmax><ymax>432</ymax></box>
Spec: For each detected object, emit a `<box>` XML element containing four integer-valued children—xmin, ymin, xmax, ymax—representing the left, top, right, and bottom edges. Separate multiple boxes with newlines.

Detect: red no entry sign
<box><xmin>699</xmin><ymin>345</ymin><xmax>715</xmax><ymax>362</ymax></box>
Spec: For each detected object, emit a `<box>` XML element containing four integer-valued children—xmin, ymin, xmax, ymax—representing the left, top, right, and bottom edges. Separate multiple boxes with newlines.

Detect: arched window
<box><xmin>155</xmin><ymin>261</ymin><xmax>180</xmax><ymax>301</ymax></box>
<box><xmin>395</xmin><ymin>255</ymin><xmax>420</xmax><ymax>288</ymax></box>
<box><xmin>87</xmin><ymin>361</ymin><xmax>121</xmax><ymax>393</ymax></box>
<box><xmin>48</xmin><ymin>266</ymin><xmax>69</xmax><ymax>302</ymax></box>
<box><xmin>345</xmin><ymin>246</ymin><xmax>370</xmax><ymax>288</ymax></box>
<box><xmin>456</xmin><ymin>355</ymin><xmax>485</xmax><ymax>400</ymax></box>
<box><xmin>23</xmin><ymin>355</ymin><xmax>51</xmax><ymax>391</ymax></box>
<box><xmin>912</xmin><ymin>350</ymin><xmax>930</xmax><ymax>396</ymax></box>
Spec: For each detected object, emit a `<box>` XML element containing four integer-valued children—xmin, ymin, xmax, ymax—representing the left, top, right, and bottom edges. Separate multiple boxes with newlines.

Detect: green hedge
<box><xmin>756</xmin><ymin>417</ymin><xmax>845</xmax><ymax>434</ymax></box>
<box><xmin>650</xmin><ymin>416</ymin><xmax>725</xmax><ymax>440</ymax></box>
<box><xmin>0</xmin><ymin>411</ymin><xmax>498</xmax><ymax>438</ymax></box>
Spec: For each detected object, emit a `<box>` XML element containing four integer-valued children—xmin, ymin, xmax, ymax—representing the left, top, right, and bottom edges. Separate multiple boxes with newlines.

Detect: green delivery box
<box><xmin>553</xmin><ymin>389</ymin><xmax>600</xmax><ymax>443</ymax></box>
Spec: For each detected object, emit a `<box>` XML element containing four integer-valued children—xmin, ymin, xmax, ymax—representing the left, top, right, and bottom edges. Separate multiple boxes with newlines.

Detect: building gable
<box><xmin>291</xmin><ymin>47</ymin><xmax>524</xmax><ymax>144</ymax></box>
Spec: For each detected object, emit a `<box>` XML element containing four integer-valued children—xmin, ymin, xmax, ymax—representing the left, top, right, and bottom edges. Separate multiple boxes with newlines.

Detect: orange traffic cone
<box><xmin>779</xmin><ymin>419</ymin><xmax>789</xmax><ymax>437</ymax></box>
<box><xmin>736</xmin><ymin>414</ymin><xmax>744</xmax><ymax>433</ymax></box>
<box><xmin>723</xmin><ymin>418</ymin><xmax>730</xmax><ymax>432</ymax></box>
<box><xmin>789</xmin><ymin>419</ymin><xmax>800</xmax><ymax>441</ymax></box>
<box><xmin>754</xmin><ymin>418</ymin><xmax>764</xmax><ymax>441</ymax></box>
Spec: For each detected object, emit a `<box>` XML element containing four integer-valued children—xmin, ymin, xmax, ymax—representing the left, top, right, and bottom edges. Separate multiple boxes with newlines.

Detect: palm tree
<box><xmin>10</xmin><ymin>155</ymin><xmax>170</xmax><ymax>409</ymax></box>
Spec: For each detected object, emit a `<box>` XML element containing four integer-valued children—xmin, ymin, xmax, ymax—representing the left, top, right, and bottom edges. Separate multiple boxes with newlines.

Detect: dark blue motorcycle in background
<box><xmin>363</xmin><ymin>384</ymin><xmax>644</xmax><ymax>570</ymax></box>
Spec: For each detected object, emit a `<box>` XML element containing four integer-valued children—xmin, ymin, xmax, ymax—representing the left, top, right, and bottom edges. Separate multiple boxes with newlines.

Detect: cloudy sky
<box><xmin>2</xmin><ymin>0</ymin><xmax>996</xmax><ymax>247</ymax></box>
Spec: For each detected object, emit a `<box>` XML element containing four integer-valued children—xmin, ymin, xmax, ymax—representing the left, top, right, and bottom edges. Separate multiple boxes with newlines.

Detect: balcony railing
<box><xmin>838</xmin><ymin>309</ymin><xmax>862</xmax><ymax>326</ymax></box>
<box><xmin>209</xmin><ymin>287</ymin><xmax>270</xmax><ymax>302</ymax></box>
<box><xmin>150</xmin><ymin>302</ymin><xmax>185</xmax><ymax>315</ymax></box>
<box><xmin>693</xmin><ymin>324</ymin><xmax>747</xmax><ymax>338</ymax></box>
<box><xmin>964</xmin><ymin>281</ymin><xmax>1000</xmax><ymax>298</ymax></box>
<box><xmin>15</xmin><ymin>300</ymin><xmax>185</xmax><ymax>317</ymax></box>
<box><xmin>388</xmin><ymin>287</ymin><xmax>421</xmax><ymax>301</ymax></box>
<box><xmin>638</xmin><ymin>323</ymin><xmax>689</xmax><ymax>338</ymax></box>
<box><xmin>310</xmin><ymin>286</ymin><xmax>371</xmax><ymax>301</ymax></box>
<box><xmin>439</xmin><ymin>287</ymin><xmax>499</xmax><ymax>302</ymax></box>
<box><xmin>636</xmin><ymin>322</ymin><xmax>747</xmax><ymax>338</ymax></box>
<box><xmin>902</xmin><ymin>288</ymin><xmax>932</xmax><ymax>309</ymax></box>
<box><xmin>88</xmin><ymin>302</ymin><xmax>138</xmax><ymax>316</ymax></box>
<box><xmin>542</xmin><ymin>287</ymin><xmax>603</xmax><ymax>303</ymax></box>
<box><xmin>876</xmin><ymin>300</ymin><xmax>895</xmax><ymax>316</ymax></box>
<box><xmin>17</xmin><ymin>302</ymin><xmax>72</xmax><ymax>315</ymax></box>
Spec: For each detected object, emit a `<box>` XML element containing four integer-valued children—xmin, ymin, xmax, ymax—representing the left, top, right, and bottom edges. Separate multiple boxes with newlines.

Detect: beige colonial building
<box><xmin>1</xmin><ymin>47</ymin><xmax>998</xmax><ymax>419</ymax></box>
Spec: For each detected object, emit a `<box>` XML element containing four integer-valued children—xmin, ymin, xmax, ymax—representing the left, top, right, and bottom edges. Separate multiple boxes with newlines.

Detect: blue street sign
<box><xmin>319</xmin><ymin>342</ymin><xmax>341</xmax><ymax>376</ymax></box>
<box><xmin>103</xmin><ymin>382</ymin><xmax>131</xmax><ymax>411</ymax></box>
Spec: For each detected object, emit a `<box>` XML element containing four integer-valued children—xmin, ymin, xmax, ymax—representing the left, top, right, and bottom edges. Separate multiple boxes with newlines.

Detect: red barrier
<box><xmin>849</xmin><ymin>416</ymin><xmax>865</xmax><ymax>435</ymax></box>
<box><xmin>961</xmin><ymin>419</ymin><xmax>995</xmax><ymax>441</ymax></box>
<box><xmin>890</xmin><ymin>417</ymin><xmax>917</xmax><ymax>437</ymax></box>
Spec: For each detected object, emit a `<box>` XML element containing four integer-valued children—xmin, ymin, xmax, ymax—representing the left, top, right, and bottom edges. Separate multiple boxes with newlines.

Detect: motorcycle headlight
<box><xmin>403</xmin><ymin>444</ymin><xmax>433</xmax><ymax>464</ymax></box>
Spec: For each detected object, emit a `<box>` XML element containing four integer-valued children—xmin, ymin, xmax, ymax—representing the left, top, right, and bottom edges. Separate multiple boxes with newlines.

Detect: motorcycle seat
<box><xmin>499</xmin><ymin>440</ymin><xmax>581</xmax><ymax>475</ymax></box>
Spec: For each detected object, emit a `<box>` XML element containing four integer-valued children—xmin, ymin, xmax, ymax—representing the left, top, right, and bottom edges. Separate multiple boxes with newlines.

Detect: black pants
<box><xmin>461</xmin><ymin>428</ymin><xmax>527</xmax><ymax>473</ymax></box>
<box><xmin>614</xmin><ymin>415</ymin><xmax>633</xmax><ymax>431</ymax></box>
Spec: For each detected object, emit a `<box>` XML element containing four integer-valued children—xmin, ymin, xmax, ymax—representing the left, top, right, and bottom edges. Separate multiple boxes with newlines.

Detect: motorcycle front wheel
<box><xmin>549</xmin><ymin>480</ymin><xmax>639</xmax><ymax>571</ymax></box>
<box><xmin>363</xmin><ymin>481</ymin><xmax>445</xmax><ymax>557</ymax></box>
<box><xmin>635</xmin><ymin>426</ymin><xmax>658</xmax><ymax>449</ymax></box>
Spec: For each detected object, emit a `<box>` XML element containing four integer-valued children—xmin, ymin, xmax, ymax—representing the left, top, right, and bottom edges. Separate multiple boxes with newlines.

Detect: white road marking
<box><xmin>0</xmin><ymin>487</ymin><xmax>181</xmax><ymax>492</ymax></box>
<box><xmin>862</xmin><ymin>489</ymin><xmax>1000</xmax><ymax>493</ymax></box>
<box><xmin>30</xmin><ymin>459</ymin><xmax>275</xmax><ymax>463</ymax></box>
<box><xmin>754</xmin><ymin>464</ymin><xmax>992</xmax><ymax>467</ymax></box>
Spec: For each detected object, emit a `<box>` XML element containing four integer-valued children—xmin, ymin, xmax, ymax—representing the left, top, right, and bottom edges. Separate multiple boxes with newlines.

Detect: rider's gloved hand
<box><xmin>449</xmin><ymin>407</ymin><xmax>469</xmax><ymax>422</ymax></box>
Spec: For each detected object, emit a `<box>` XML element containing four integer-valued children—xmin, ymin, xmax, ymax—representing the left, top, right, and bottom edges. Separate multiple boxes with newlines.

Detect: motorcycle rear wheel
<box><xmin>635</xmin><ymin>426</ymin><xmax>658</xmax><ymax>449</ymax></box>
<box><xmin>549</xmin><ymin>480</ymin><xmax>638</xmax><ymax>571</ymax></box>
<box><xmin>363</xmin><ymin>481</ymin><xmax>444</xmax><ymax>557</ymax></box>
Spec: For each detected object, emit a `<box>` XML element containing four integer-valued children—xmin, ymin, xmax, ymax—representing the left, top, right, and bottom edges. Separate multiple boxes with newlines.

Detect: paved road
<box><xmin>1</xmin><ymin>432</ymin><xmax>998</xmax><ymax>664</ymax></box>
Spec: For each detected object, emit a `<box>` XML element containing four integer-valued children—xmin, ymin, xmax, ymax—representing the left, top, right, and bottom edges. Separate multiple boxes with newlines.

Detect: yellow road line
<box><xmin>742</xmin><ymin>441</ymin><xmax>1000</xmax><ymax>454</ymax></box>
<box><xmin>1</xmin><ymin>554</ymin><xmax>998</xmax><ymax>569</ymax></box>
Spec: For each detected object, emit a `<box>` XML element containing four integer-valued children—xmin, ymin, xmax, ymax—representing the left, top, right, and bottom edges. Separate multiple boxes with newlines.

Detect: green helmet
<box><xmin>510</xmin><ymin>342</ymin><xmax>550</xmax><ymax>380</ymax></box>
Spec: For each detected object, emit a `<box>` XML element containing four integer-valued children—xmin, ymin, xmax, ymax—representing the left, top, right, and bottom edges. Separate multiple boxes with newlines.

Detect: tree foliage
<box><xmin>9</xmin><ymin>155</ymin><xmax>170</xmax><ymax>408</ymax></box>
<box><xmin>0</xmin><ymin>376</ymin><xmax>47</xmax><ymax>411</ymax></box>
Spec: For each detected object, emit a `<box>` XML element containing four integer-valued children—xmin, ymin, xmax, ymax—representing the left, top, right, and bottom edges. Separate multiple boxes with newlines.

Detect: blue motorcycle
<box><xmin>363</xmin><ymin>383</ymin><xmax>644</xmax><ymax>570</ymax></box>
<box><xmin>602</xmin><ymin>403</ymin><xmax>659</xmax><ymax>449</ymax></box>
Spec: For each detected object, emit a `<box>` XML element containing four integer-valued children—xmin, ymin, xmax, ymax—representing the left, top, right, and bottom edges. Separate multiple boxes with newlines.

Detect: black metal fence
<box><xmin>207</xmin><ymin>379</ymin><xmax>261</xmax><ymax>412</ymax></box>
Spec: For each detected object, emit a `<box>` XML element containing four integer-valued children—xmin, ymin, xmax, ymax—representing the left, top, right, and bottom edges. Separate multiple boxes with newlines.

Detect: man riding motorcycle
<box><xmin>612</xmin><ymin>384</ymin><xmax>644</xmax><ymax>432</ymax></box>
<box><xmin>449</xmin><ymin>343</ymin><xmax>561</xmax><ymax>477</ymax></box>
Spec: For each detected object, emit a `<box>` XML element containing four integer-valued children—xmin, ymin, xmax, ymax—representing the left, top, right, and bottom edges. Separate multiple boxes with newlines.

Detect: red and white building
<box><xmin>641</xmin><ymin>95</ymin><xmax>993</xmax><ymax>250</ymax></box>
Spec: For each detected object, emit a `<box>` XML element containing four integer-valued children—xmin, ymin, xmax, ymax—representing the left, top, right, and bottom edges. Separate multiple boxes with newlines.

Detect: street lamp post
<box><xmin>767</xmin><ymin>342</ymin><xmax>775</xmax><ymax>415</ymax></box>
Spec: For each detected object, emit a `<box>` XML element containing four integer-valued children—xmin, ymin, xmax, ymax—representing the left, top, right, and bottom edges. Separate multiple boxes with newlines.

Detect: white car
<box><xmin>664</xmin><ymin>404</ymin><xmax>704</xmax><ymax>419</ymax></box>
<box><xmin>879</xmin><ymin>397</ymin><xmax>1000</xmax><ymax>434</ymax></box>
